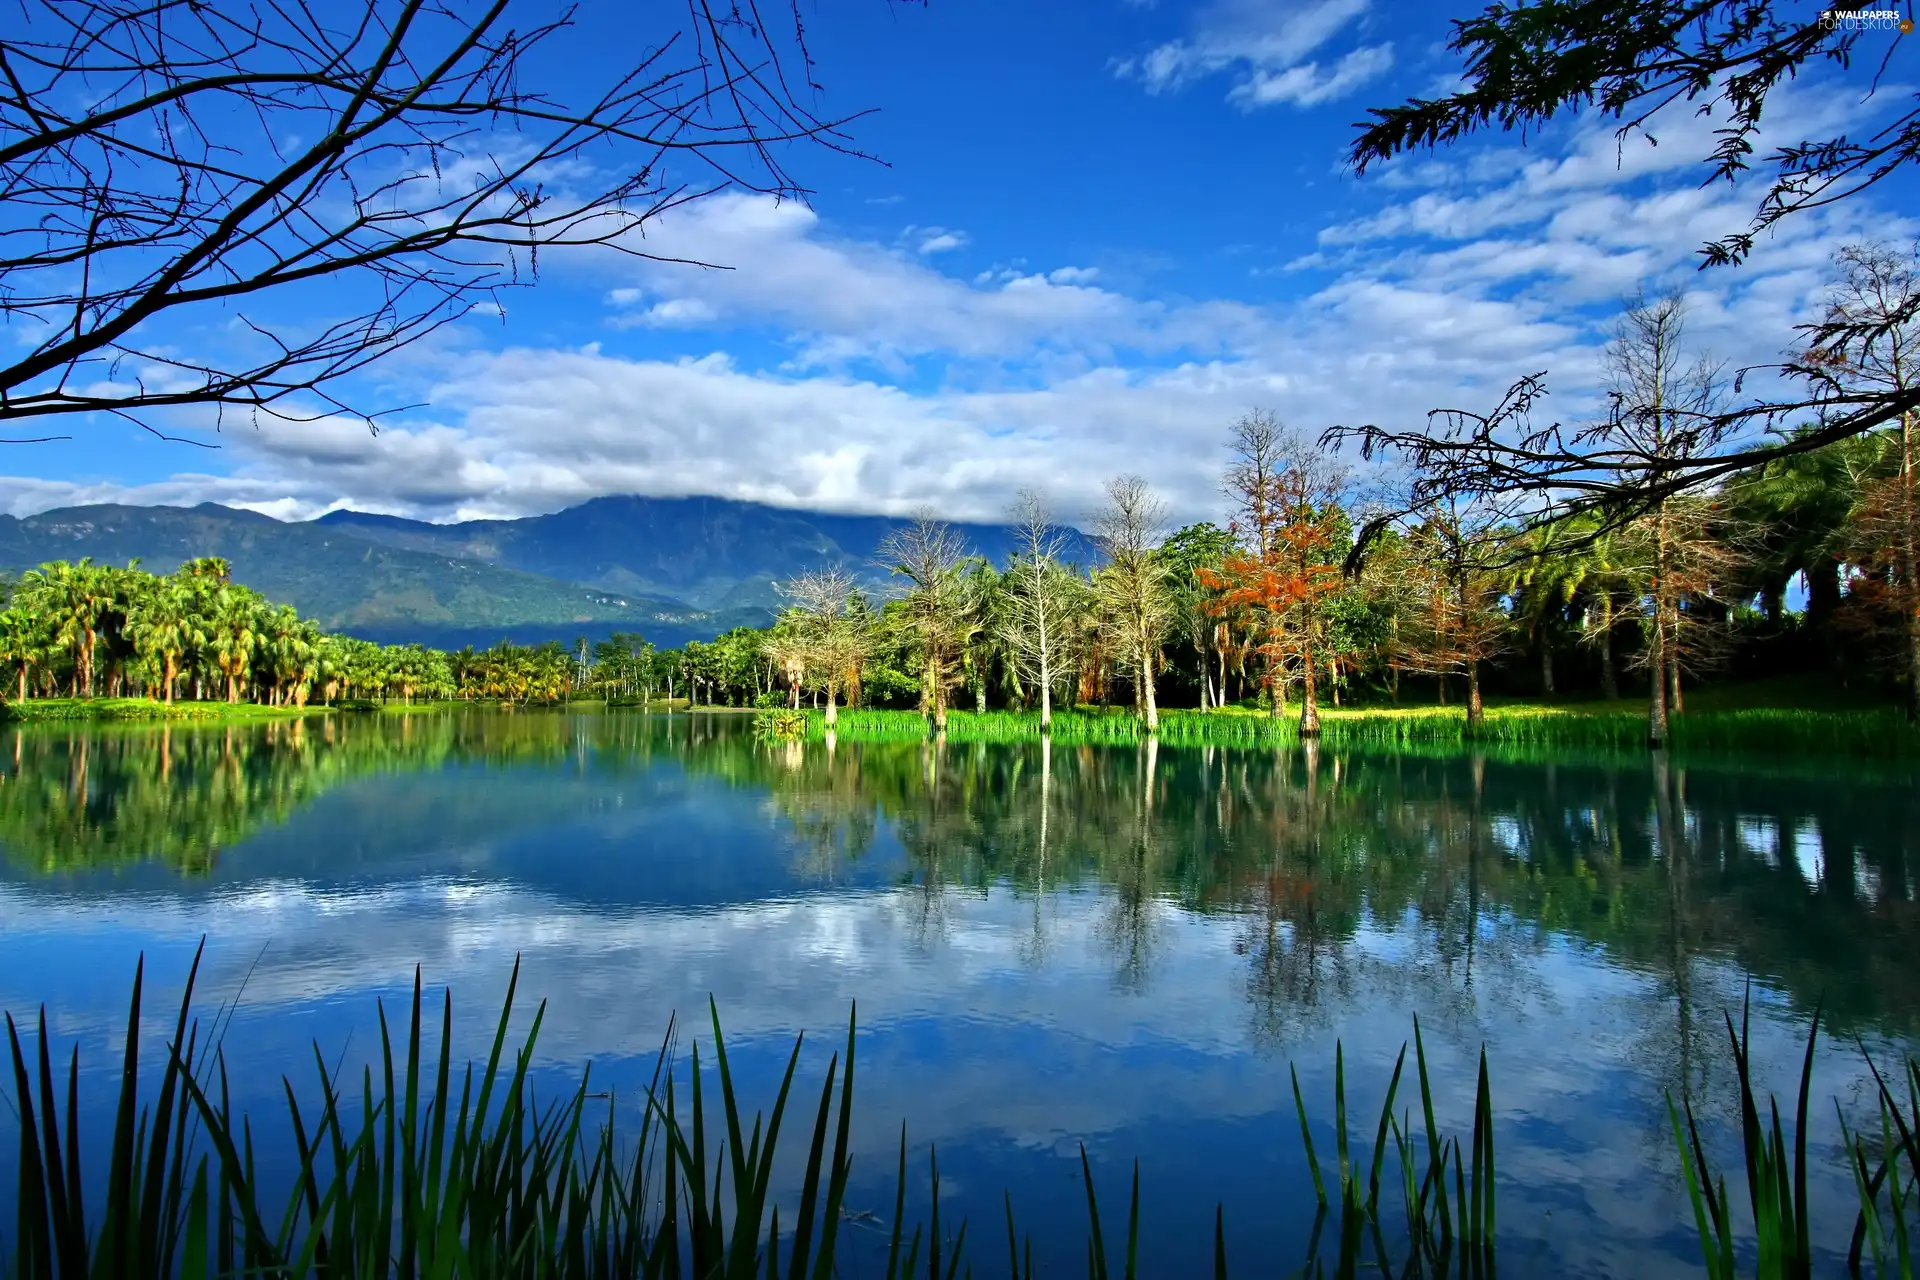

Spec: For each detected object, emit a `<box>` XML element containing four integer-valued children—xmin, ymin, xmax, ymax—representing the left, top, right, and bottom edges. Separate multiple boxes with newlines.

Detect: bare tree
<box><xmin>998</xmin><ymin>488</ymin><xmax>1082</xmax><ymax>731</ymax></box>
<box><xmin>1092</xmin><ymin>474</ymin><xmax>1172</xmax><ymax>731</ymax></box>
<box><xmin>1226</xmin><ymin>410</ymin><xmax>1285</xmax><ymax>560</ymax></box>
<box><xmin>0</xmin><ymin>0</ymin><xmax>871</xmax><ymax>435</ymax></box>
<box><xmin>775</xmin><ymin>566</ymin><xmax>868</xmax><ymax>725</ymax></box>
<box><xmin>1598</xmin><ymin>293</ymin><xmax>1732</xmax><ymax>746</ymax></box>
<box><xmin>1395</xmin><ymin>491</ymin><xmax>1514</xmax><ymax>732</ymax></box>
<box><xmin>1812</xmin><ymin>242</ymin><xmax>1920</xmax><ymax>720</ymax></box>
<box><xmin>877</xmin><ymin>512</ymin><xmax>971</xmax><ymax>732</ymax></box>
<box><xmin>1339</xmin><ymin>4</ymin><xmax>1920</xmax><ymax>511</ymax></box>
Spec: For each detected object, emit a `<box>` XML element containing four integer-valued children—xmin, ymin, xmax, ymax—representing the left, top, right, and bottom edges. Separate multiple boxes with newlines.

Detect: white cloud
<box><xmin>577</xmin><ymin>194</ymin><xmax>1259</xmax><ymax>367</ymax></box>
<box><xmin>1114</xmin><ymin>0</ymin><xmax>1391</xmax><ymax>110</ymax></box>
<box><xmin>917</xmin><ymin>231</ymin><xmax>966</xmax><ymax>255</ymax></box>
<box><xmin>1228</xmin><ymin>42</ymin><xmax>1394</xmax><ymax>108</ymax></box>
<box><xmin>3</xmin><ymin>80</ymin><xmax>1911</xmax><ymax>536</ymax></box>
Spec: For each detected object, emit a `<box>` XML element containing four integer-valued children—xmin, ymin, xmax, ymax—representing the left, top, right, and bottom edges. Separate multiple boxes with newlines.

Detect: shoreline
<box><xmin>782</xmin><ymin>702</ymin><xmax>1916</xmax><ymax>759</ymax></box>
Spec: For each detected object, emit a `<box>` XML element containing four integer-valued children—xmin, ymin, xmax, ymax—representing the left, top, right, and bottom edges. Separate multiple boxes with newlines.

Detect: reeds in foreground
<box><xmin>5</xmin><ymin>950</ymin><xmax>1918</xmax><ymax>1277</ymax></box>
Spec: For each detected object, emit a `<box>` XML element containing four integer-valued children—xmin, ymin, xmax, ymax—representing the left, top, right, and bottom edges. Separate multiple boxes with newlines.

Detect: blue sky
<box><xmin>6</xmin><ymin>0</ymin><xmax>1917</xmax><ymax>527</ymax></box>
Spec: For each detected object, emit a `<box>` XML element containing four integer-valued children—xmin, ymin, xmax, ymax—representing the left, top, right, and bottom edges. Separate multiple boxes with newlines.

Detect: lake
<box><xmin>1</xmin><ymin>709</ymin><xmax>1916</xmax><ymax>1276</ymax></box>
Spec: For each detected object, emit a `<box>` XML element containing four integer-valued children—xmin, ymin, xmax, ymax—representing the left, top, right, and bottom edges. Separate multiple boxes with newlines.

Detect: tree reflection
<box><xmin>667</xmin><ymin>725</ymin><xmax>1920</xmax><ymax>1050</ymax></box>
<box><xmin>4</xmin><ymin>711</ymin><xmax>1916</xmax><ymax>1059</ymax></box>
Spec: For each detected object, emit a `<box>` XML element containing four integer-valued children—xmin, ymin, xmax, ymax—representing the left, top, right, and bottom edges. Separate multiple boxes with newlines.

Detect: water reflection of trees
<box><xmin>666</xmin><ymin>727</ymin><xmax>1920</xmax><ymax>1050</ymax></box>
<box><xmin>7</xmin><ymin>712</ymin><xmax>1917</xmax><ymax>1061</ymax></box>
<box><xmin>0</xmin><ymin>709</ymin><xmax>644</xmax><ymax>875</ymax></box>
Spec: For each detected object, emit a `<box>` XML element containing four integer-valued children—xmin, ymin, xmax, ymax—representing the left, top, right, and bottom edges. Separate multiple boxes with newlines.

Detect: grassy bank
<box><xmin>0</xmin><ymin>697</ymin><xmax>328</xmax><ymax>724</ymax></box>
<box><xmin>4</xmin><ymin>952</ymin><xmax>1916</xmax><ymax>1277</ymax></box>
<box><xmin>795</xmin><ymin>700</ymin><xmax>1917</xmax><ymax>758</ymax></box>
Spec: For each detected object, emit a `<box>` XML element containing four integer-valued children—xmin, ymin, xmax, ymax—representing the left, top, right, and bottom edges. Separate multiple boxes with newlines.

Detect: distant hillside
<box><xmin>0</xmin><ymin>504</ymin><xmax>749</xmax><ymax>648</ymax></box>
<box><xmin>0</xmin><ymin>495</ymin><xmax>1097</xmax><ymax>647</ymax></box>
<box><xmin>312</xmin><ymin>494</ymin><xmax>1099</xmax><ymax>610</ymax></box>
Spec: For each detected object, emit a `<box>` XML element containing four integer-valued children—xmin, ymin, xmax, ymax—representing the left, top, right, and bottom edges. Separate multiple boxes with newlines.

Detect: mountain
<box><xmin>0</xmin><ymin>504</ymin><xmax>755</xmax><ymax>649</ymax></box>
<box><xmin>0</xmin><ymin>495</ymin><xmax>1100</xmax><ymax>648</ymax></box>
<box><xmin>311</xmin><ymin>495</ymin><xmax>1099</xmax><ymax>611</ymax></box>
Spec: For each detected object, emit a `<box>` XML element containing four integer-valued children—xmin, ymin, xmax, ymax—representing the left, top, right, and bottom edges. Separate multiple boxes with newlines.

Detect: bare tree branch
<box><xmin>0</xmin><ymin>0</ymin><xmax>890</xmax><ymax>433</ymax></box>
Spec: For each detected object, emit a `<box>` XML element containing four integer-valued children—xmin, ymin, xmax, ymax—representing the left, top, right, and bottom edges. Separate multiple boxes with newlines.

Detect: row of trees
<box><xmin>0</xmin><ymin>558</ymin><xmax>591</xmax><ymax>708</ymax></box>
<box><xmin>4</xmin><ymin>245</ymin><xmax>1906</xmax><ymax>742</ymax></box>
<box><xmin>724</xmin><ymin>242</ymin><xmax>1920</xmax><ymax>746</ymax></box>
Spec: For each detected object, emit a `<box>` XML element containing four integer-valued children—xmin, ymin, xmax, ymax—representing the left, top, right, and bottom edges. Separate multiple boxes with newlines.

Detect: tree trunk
<box><xmin>163</xmin><ymin>655</ymin><xmax>177</xmax><ymax>704</ymax></box>
<box><xmin>1437</xmin><ymin>675</ymin><xmax>1448</xmax><ymax>707</ymax></box>
<box><xmin>1647</xmin><ymin>613</ymin><xmax>1670</xmax><ymax>748</ymax></box>
<box><xmin>1540</xmin><ymin>640</ymin><xmax>1555</xmax><ymax>696</ymax></box>
<box><xmin>1466</xmin><ymin>660</ymin><xmax>1484</xmax><ymax>733</ymax></box>
<box><xmin>1669</xmin><ymin>655</ymin><xmax>1684</xmax><ymax>715</ymax></box>
<box><xmin>226</xmin><ymin>673</ymin><xmax>240</xmax><ymax>704</ymax></box>
<box><xmin>825</xmin><ymin>685</ymin><xmax>838</xmax><ymax>726</ymax></box>
<box><xmin>1141</xmin><ymin>643</ymin><xmax>1159</xmax><ymax>731</ymax></box>
<box><xmin>1903</xmin><ymin>411</ymin><xmax>1920</xmax><ymax>723</ymax></box>
<box><xmin>1039</xmin><ymin>653</ymin><xmax>1053</xmax><ymax>732</ymax></box>
<box><xmin>1298</xmin><ymin>661</ymin><xmax>1321</xmax><ymax>737</ymax></box>
<box><xmin>1598</xmin><ymin>593</ymin><xmax>1619</xmax><ymax>700</ymax></box>
<box><xmin>1806</xmin><ymin>558</ymin><xmax>1842</xmax><ymax>633</ymax></box>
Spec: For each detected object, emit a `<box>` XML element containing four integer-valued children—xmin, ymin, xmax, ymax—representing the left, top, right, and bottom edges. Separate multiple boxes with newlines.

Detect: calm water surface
<box><xmin>1</xmin><ymin>710</ymin><xmax>1917</xmax><ymax>1276</ymax></box>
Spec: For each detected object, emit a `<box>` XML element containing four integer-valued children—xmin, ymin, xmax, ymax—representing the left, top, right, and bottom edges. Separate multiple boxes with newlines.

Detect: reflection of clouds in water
<box><xmin>0</xmin><ymin>876</ymin><xmax>1888</xmax><ymax>1277</ymax></box>
<box><xmin>3</xmin><ymin>722</ymin><xmax>1917</xmax><ymax>1278</ymax></box>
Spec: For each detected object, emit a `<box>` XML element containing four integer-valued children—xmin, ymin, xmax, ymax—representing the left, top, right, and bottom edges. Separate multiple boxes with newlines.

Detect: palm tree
<box><xmin>0</xmin><ymin>608</ymin><xmax>46</xmax><ymax>701</ymax></box>
<box><xmin>124</xmin><ymin>580</ymin><xmax>198</xmax><ymax>704</ymax></box>
<box><xmin>208</xmin><ymin>587</ymin><xmax>264</xmax><ymax>703</ymax></box>
<box><xmin>19</xmin><ymin>558</ymin><xmax>111</xmax><ymax>696</ymax></box>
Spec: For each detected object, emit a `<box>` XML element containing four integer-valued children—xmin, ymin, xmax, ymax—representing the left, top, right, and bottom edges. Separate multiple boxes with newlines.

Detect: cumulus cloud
<box><xmin>2</xmin><ymin>78</ymin><xmax>1909</xmax><ymax>533</ymax></box>
<box><xmin>1113</xmin><ymin>0</ymin><xmax>1391</xmax><ymax>111</ymax></box>
<box><xmin>584</xmin><ymin>195</ymin><xmax>1255</xmax><ymax>368</ymax></box>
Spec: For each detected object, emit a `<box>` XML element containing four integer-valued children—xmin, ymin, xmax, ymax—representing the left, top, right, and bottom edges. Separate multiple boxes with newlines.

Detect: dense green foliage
<box><xmin>0</xmin><ymin>557</ymin><xmax>637</xmax><ymax>711</ymax></box>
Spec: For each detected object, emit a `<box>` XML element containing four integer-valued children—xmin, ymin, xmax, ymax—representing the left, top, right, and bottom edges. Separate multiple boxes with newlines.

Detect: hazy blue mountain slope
<box><xmin>312</xmin><ymin>495</ymin><xmax>1099</xmax><ymax>609</ymax></box>
<box><xmin>0</xmin><ymin>504</ymin><xmax>733</xmax><ymax>644</ymax></box>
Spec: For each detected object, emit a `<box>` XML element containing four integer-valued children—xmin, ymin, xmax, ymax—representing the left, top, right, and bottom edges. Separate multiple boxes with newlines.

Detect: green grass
<box><xmin>799</xmin><ymin>701</ymin><xmax>1918</xmax><ymax>758</ymax></box>
<box><xmin>0</xmin><ymin>697</ymin><xmax>327</xmax><ymax>724</ymax></box>
<box><xmin>9</xmin><ymin>951</ymin><xmax>1915</xmax><ymax>1278</ymax></box>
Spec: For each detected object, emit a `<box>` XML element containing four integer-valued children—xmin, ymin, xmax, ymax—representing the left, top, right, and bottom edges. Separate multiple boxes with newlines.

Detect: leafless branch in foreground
<box><xmin>0</xmin><ymin>0</ymin><xmax>886</xmax><ymax>436</ymax></box>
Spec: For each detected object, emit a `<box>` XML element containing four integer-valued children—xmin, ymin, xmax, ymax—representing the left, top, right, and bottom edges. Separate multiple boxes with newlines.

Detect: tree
<box><xmin>20</xmin><ymin>558</ymin><xmax>109</xmax><ymax>695</ymax></box>
<box><xmin>998</xmin><ymin>489</ymin><xmax>1084</xmax><ymax>730</ymax></box>
<box><xmin>958</xmin><ymin>558</ymin><xmax>1005</xmax><ymax>714</ymax></box>
<box><xmin>776</xmin><ymin>567</ymin><xmax>870</xmax><ymax>725</ymax></box>
<box><xmin>0</xmin><ymin>608</ymin><xmax>47</xmax><ymax>701</ymax></box>
<box><xmin>1203</xmin><ymin>424</ymin><xmax>1349</xmax><ymax>736</ymax></box>
<box><xmin>877</xmin><ymin>514</ymin><xmax>972</xmax><ymax>732</ymax></box>
<box><xmin>1339</xmin><ymin>1</ymin><xmax>1920</xmax><ymax>508</ymax></box>
<box><xmin>1092</xmin><ymin>475</ymin><xmax>1173</xmax><ymax>731</ymax></box>
<box><xmin>1601</xmin><ymin>293</ymin><xmax>1735</xmax><ymax>744</ymax></box>
<box><xmin>0</xmin><ymin>0</ymin><xmax>873</xmax><ymax>433</ymax></box>
<box><xmin>1804</xmin><ymin>242</ymin><xmax>1920</xmax><ymax>719</ymax></box>
<box><xmin>125</xmin><ymin>578</ymin><xmax>197</xmax><ymax>703</ymax></box>
<box><xmin>1158</xmin><ymin>522</ymin><xmax>1238</xmax><ymax>711</ymax></box>
<box><xmin>1396</xmin><ymin>494</ymin><xmax>1513</xmax><ymax>731</ymax></box>
<box><xmin>207</xmin><ymin>586</ymin><xmax>262</xmax><ymax>703</ymax></box>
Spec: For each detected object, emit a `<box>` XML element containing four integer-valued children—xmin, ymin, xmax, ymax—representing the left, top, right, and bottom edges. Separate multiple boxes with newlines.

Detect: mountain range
<box><xmin>0</xmin><ymin>495</ymin><xmax>1096</xmax><ymax>649</ymax></box>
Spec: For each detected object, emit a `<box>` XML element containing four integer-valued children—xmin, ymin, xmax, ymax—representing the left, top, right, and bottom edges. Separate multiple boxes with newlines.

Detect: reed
<box><xmin>6</xmin><ymin>952</ymin><xmax>1918</xmax><ymax>1278</ymax></box>
<box><xmin>796</xmin><ymin>705</ymin><xmax>1917</xmax><ymax>758</ymax></box>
